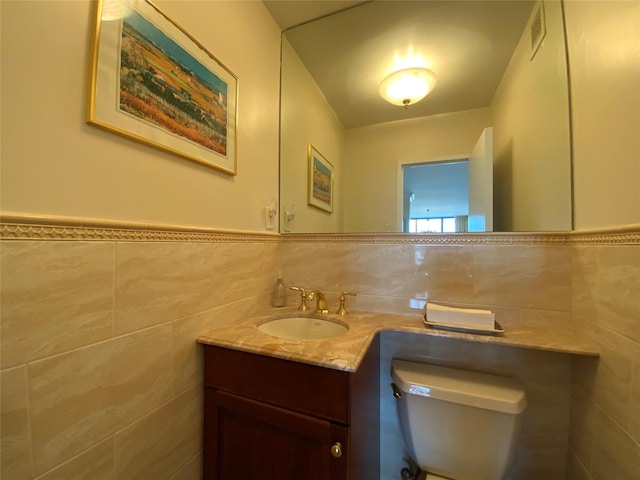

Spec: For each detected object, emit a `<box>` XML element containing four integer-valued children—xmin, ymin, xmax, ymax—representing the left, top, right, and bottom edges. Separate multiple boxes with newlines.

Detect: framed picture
<box><xmin>307</xmin><ymin>145</ymin><xmax>334</xmax><ymax>213</ymax></box>
<box><xmin>87</xmin><ymin>0</ymin><xmax>238</xmax><ymax>174</ymax></box>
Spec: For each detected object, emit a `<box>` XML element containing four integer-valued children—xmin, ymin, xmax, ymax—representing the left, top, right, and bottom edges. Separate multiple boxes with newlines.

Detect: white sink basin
<box><xmin>258</xmin><ymin>316</ymin><xmax>349</xmax><ymax>340</ymax></box>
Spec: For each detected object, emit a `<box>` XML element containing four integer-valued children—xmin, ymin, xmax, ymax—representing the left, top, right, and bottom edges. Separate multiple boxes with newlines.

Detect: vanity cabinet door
<box><xmin>204</xmin><ymin>388</ymin><xmax>349</xmax><ymax>480</ymax></box>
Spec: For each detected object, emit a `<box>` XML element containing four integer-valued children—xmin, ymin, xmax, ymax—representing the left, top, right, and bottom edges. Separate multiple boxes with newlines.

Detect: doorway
<box><xmin>402</xmin><ymin>160</ymin><xmax>469</xmax><ymax>233</ymax></box>
<box><xmin>397</xmin><ymin>127</ymin><xmax>494</xmax><ymax>233</ymax></box>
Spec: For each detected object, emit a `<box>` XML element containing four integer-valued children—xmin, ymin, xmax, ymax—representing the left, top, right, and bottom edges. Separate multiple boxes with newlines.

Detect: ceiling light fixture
<box><xmin>379</xmin><ymin>67</ymin><xmax>437</xmax><ymax>108</ymax></box>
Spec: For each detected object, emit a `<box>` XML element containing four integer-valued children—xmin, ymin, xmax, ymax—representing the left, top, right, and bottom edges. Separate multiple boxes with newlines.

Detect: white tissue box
<box><xmin>425</xmin><ymin>302</ymin><xmax>495</xmax><ymax>328</ymax></box>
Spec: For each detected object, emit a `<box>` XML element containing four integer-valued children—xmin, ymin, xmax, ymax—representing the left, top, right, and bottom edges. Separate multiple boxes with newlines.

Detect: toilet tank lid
<box><xmin>391</xmin><ymin>360</ymin><xmax>527</xmax><ymax>414</ymax></box>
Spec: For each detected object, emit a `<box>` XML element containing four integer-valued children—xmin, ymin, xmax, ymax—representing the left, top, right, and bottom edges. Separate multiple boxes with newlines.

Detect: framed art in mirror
<box><xmin>307</xmin><ymin>145</ymin><xmax>333</xmax><ymax>213</ymax></box>
<box><xmin>87</xmin><ymin>0</ymin><xmax>238</xmax><ymax>174</ymax></box>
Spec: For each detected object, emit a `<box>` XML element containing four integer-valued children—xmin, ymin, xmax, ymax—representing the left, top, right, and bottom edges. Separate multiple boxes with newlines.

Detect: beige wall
<box><xmin>1</xmin><ymin>1</ymin><xmax>639</xmax><ymax>479</ymax></box>
<box><xmin>280</xmin><ymin>38</ymin><xmax>345</xmax><ymax>233</ymax></box>
<box><xmin>0</xmin><ymin>0</ymin><xmax>281</xmax><ymax>232</ymax></box>
<box><xmin>343</xmin><ymin>108</ymin><xmax>492</xmax><ymax>232</ymax></box>
<box><xmin>491</xmin><ymin>0</ymin><xmax>572</xmax><ymax>232</ymax></box>
<box><xmin>566</xmin><ymin>0</ymin><xmax>640</xmax><ymax>230</ymax></box>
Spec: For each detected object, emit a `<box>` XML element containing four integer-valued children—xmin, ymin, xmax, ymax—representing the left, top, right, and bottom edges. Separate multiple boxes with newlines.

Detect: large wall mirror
<box><xmin>268</xmin><ymin>0</ymin><xmax>572</xmax><ymax>234</ymax></box>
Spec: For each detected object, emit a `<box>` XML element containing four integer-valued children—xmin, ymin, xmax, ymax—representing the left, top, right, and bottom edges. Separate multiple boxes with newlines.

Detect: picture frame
<box><xmin>307</xmin><ymin>145</ymin><xmax>334</xmax><ymax>213</ymax></box>
<box><xmin>87</xmin><ymin>0</ymin><xmax>238</xmax><ymax>174</ymax></box>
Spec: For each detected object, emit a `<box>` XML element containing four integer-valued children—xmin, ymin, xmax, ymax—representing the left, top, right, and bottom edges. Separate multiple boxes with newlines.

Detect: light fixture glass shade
<box><xmin>379</xmin><ymin>67</ymin><xmax>437</xmax><ymax>107</ymax></box>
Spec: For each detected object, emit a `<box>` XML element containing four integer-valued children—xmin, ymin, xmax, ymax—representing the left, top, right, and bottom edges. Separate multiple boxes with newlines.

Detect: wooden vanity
<box><xmin>203</xmin><ymin>336</ymin><xmax>380</xmax><ymax>480</ymax></box>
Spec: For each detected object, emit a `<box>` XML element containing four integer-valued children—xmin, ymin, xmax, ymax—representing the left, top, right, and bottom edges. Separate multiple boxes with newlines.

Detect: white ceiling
<box><xmin>263</xmin><ymin>0</ymin><xmax>535</xmax><ymax>128</ymax></box>
<box><xmin>263</xmin><ymin>0</ymin><xmax>367</xmax><ymax>30</ymax></box>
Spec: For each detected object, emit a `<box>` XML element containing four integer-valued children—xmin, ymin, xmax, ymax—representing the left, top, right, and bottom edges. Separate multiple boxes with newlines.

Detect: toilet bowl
<box><xmin>391</xmin><ymin>360</ymin><xmax>527</xmax><ymax>480</ymax></box>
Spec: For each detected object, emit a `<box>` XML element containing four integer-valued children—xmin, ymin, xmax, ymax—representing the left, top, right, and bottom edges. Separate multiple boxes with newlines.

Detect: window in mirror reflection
<box><xmin>409</xmin><ymin>217</ymin><xmax>457</xmax><ymax>233</ymax></box>
<box><xmin>403</xmin><ymin>161</ymin><xmax>470</xmax><ymax>233</ymax></box>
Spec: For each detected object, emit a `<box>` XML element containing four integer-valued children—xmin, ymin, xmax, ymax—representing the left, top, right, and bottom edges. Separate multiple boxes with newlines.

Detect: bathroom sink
<box><xmin>258</xmin><ymin>315</ymin><xmax>349</xmax><ymax>340</ymax></box>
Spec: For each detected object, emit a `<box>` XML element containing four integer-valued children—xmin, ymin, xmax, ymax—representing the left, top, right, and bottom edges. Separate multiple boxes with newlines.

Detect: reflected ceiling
<box><xmin>264</xmin><ymin>0</ymin><xmax>534</xmax><ymax>128</ymax></box>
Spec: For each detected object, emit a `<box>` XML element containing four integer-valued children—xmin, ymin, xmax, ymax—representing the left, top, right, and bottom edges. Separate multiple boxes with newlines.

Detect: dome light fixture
<box><xmin>379</xmin><ymin>67</ymin><xmax>437</xmax><ymax>108</ymax></box>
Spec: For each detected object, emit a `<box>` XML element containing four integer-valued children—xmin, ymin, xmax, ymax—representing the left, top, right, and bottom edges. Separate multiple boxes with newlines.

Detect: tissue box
<box><xmin>425</xmin><ymin>302</ymin><xmax>495</xmax><ymax>329</ymax></box>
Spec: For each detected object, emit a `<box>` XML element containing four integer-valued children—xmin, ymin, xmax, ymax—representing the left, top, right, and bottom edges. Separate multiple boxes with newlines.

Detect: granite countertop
<box><xmin>197</xmin><ymin>307</ymin><xmax>599</xmax><ymax>372</ymax></box>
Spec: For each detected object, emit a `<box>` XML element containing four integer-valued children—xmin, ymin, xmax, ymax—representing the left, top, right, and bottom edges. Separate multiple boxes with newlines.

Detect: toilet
<box><xmin>391</xmin><ymin>359</ymin><xmax>527</xmax><ymax>480</ymax></box>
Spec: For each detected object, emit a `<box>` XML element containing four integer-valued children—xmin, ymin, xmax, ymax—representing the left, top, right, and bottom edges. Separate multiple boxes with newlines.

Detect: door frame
<box><xmin>396</xmin><ymin>154</ymin><xmax>469</xmax><ymax>232</ymax></box>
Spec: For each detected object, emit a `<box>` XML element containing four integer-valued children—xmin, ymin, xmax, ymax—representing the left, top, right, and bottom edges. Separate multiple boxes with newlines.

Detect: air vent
<box><xmin>530</xmin><ymin>1</ymin><xmax>547</xmax><ymax>59</ymax></box>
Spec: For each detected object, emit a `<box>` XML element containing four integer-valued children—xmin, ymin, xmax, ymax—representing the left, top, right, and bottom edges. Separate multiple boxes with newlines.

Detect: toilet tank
<box><xmin>391</xmin><ymin>360</ymin><xmax>527</xmax><ymax>480</ymax></box>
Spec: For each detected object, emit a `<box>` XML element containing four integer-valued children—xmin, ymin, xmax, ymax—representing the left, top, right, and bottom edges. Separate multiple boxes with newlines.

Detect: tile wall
<box><xmin>0</xmin><ymin>231</ymin><xmax>279</xmax><ymax>479</ymax></box>
<box><xmin>280</xmin><ymin>236</ymin><xmax>575</xmax><ymax>479</ymax></box>
<box><xmin>280</xmin><ymin>233</ymin><xmax>639</xmax><ymax>480</ymax></box>
<box><xmin>568</xmin><ymin>242</ymin><xmax>639</xmax><ymax>480</ymax></box>
<box><xmin>1</xmin><ymin>222</ymin><xmax>638</xmax><ymax>480</ymax></box>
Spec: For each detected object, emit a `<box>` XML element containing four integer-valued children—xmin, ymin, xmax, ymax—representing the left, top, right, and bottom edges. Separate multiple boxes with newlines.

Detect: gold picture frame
<box><xmin>307</xmin><ymin>145</ymin><xmax>334</xmax><ymax>213</ymax></box>
<box><xmin>87</xmin><ymin>0</ymin><xmax>238</xmax><ymax>174</ymax></box>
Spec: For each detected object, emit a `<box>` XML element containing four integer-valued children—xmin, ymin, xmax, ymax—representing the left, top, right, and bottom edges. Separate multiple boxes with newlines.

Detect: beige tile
<box><xmin>281</xmin><ymin>242</ymin><xmax>362</xmax><ymax>301</ymax></box>
<box><xmin>597</xmin><ymin>245</ymin><xmax>640</xmax><ymax>343</ymax></box>
<box><xmin>349</xmin><ymin>292</ymin><xmax>424</xmax><ymax>315</ymax></box>
<box><xmin>566</xmin><ymin>450</ymin><xmax>592</xmax><ymax>480</ymax></box>
<box><xmin>570</xmin><ymin>326</ymin><xmax>600</xmax><ymax>390</ymax></box>
<box><xmin>591</xmin><ymin>405</ymin><xmax>640</xmax><ymax>480</ymax></box>
<box><xmin>35</xmin><ymin>438</ymin><xmax>113</xmax><ymax>480</ymax></box>
<box><xmin>172</xmin><ymin>298</ymin><xmax>266</xmax><ymax>396</ymax></box>
<box><xmin>1</xmin><ymin>366</ymin><xmax>32</xmax><ymax>480</ymax></box>
<box><xmin>587</xmin><ymin>323</ymin><xmax>634</xmax><ymax>434</ymax></box>
<box><xmin>516</xmin><ymin>307</ymin><xmax>572</xmax><ymax>333</ymax></box>
<box><xmin>172</xmin><ymin>310</ymin><xmax>215</xmax><ymax>395</ymax></box>
<box><xmin>29</xmin><ymin>325</ymin><xmax>172</xmax><ymax>475</ymax></box>
<box><xmin>341</xmin><ymin>244</ymin><xmax>391</xmax><ymax>296</ymax></box>
<box><xmin>511</xmin><ymin>353</ymin><xmax>571</xmax><ymax>480</ymax></box>
<box><xmin>282</xmin><ymin>243</ymin><xmax>368</xmax><ymax>305</ymax></box>
<box><xmin>472</xmin><ymin>245</ymin><xmax>571</xmax><ymax>311</ymax></box>
<box><xmin>114</xmin><ymin>242</ymin><xmax>215</xmax><ymax>335</ymax></box>
<box><xmin>281</xmin><ymin>242</ymin><xmax>334</xmax><ymax>289</ymax></box>
<box><xmin>389</xmin><ymin>244</ymin><xmax>474</xmax><ymax>302</ymax></box>
<box><xmin>114</xmin><ymin>386</ymin><xmax>202</xmax><ymax>480</ymax></box>
<box><xmin>211</xmin><ymin>242</ymin><xmax>271</xmax><ymax>307</ymax></box>
<box><xmin>630</xmin><ymin>344</ymin><xmax>640</xmax><ymax>444</ymax></box>
<box><xmin>314</xmin><ymin>243</ymin><xmax>355</xmax><ymax>293</ymax></box>
<box><xmin>569</xmin><ymin>379</ymin><xmax>595</xmax><ymax>470</ymax></box>
<box><xmin>170</xmin><ymin>451</ymin><xmax>202</xmax><ymax>480</ymax></box>
<box><xmin>1</xmin><ymin>241</ymin><xmax>114</xmax><ymax>368</ymax></box>
<box><xmin>261</xmin><ymin>241</ymin><xmax>282</xmax><ymax>281</ymax></box>
<box><xmin>571</xmin><ymin>246</ymin><xmax>599</xmax><ymax>323</ymax></box>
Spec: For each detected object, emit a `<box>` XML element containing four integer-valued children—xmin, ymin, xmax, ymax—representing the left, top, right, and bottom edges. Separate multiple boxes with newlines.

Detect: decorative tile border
<box><xmin>0</xmin><ymin>214</ymin><xmax>280</xmax><ymax>243</ymax></box>
<box><xmin>281</xmin><ymin>232</ymin><xmax>573</xmax><ymax>246</ymax></box>
<box><xmin>1</xmin><ymin>213</ymin><xmax>638</xmax><ymax>245</ymax></box>
<box><xmin>569</xmin><ymin>224</ymin><xmax>640</xmax><ymax>245</ymax></box>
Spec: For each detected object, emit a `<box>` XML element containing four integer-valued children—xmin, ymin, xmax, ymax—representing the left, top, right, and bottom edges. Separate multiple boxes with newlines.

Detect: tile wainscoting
<box><xmin>1</xmin><ymin>214</ymin><xmax>638</xmax><ymax>479</ymax></box>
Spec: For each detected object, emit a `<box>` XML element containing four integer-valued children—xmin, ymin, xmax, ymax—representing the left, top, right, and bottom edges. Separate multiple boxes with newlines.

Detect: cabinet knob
<box><xmin>330</xmin><ymin>442</ymin><xmax>343</xmax><ymax>458</ymax></box>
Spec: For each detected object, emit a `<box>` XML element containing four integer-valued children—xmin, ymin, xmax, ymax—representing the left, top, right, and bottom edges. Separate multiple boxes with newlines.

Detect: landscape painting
<box><xmin>307</xmin><ymin>145</ymin><xmax>333</xmax><ymax>213</ymax></box>
<box><xmin>88</xmin><ymin>0</ymin><xmax>237</xmax><ymax>174</ymax></box>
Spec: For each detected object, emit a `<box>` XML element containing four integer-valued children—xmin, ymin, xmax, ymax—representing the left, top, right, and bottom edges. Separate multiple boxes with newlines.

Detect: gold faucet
<box><xmin>289</xmin><ymin>286</ymin><xmax>314</xmax><ymax>311</ymax></box>
<box><xmin>313</xmin><ymin>291</ymin><xmax>329</xmax><ymax>314</ymax></box>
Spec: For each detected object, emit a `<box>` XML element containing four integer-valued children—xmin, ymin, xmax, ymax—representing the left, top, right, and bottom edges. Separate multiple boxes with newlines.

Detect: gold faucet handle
<box><xmin>289</xmin><ymin>286</ymin><xmax>313</xmax><ymax>311</ymax></box>
<box><xmin>336</xmin><ymin>291</ymin><xmax>357</xmax><ymax>315</ymax></box>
